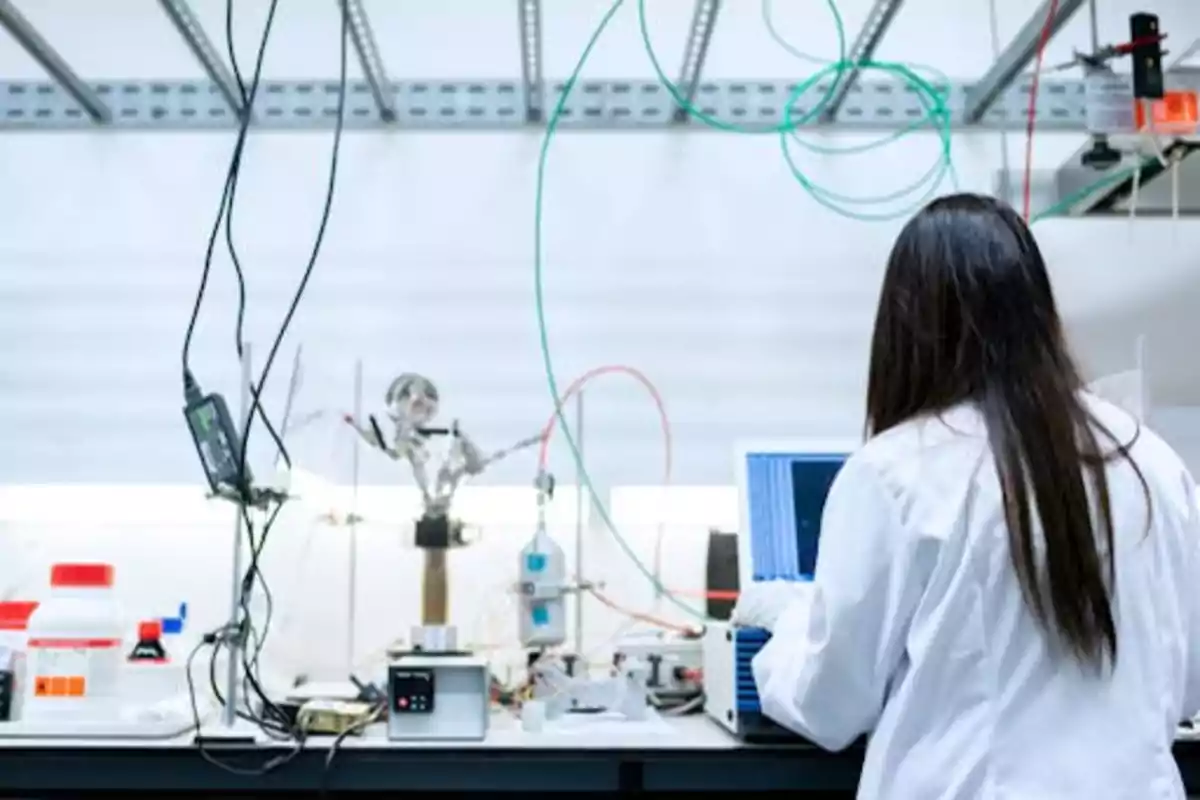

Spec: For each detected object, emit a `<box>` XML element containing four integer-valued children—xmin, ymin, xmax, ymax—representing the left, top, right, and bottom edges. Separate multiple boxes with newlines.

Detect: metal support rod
<box><xmin>157</xmin><ymin>0</ymin><xmax>243</xmax><ymax>115</ymax></box>
<box><xmin>819</xmin><ymin>0</ymin><xmax>906</xmax><ymax>122</ymax></box>
<box><xmin>348</xmin><ymin>359</ymin><xmax>363</xmax><ymax>673</ymax></box>
<box><xmin>964</xmin><ymin>0</ymin><xmax>1088</xmax><ymax>123</ymax></box>
<box><xmin>0</xmin><ymin>0</ymin><xmax>109</xmax><ymax>123</ymax></box>
<box><xmin>572</xmin><ymin>391</ymin><xmax>585</xmax><ymax>657</ymax></box>
<box><xmin>1171</xmin><ymin>38</ymin><xmax>1200</xmax><ymax>69</ymax></box>
<box><xmin>342</xmin><ymin>0</ymin><xmax>396</xmax><ymax>122</ymax></box>
<box><xmin>517</xmin><ymin>0</ymin><xmax>544</xmax><ymax>123</ymax></box>
<box><xmin>672</xmin><ymin>0</ymin><xmax>722</xmax><ymax>123</ymax></box>
<box><xmin>222</xmin><ymin>344</ymin><xmax>252</xmax><ymax>729</ymax></box>
<box><xmin>1086</xmin><ymin>0</ymin><xmax>1099</xmax><ymax>53</ymax></box>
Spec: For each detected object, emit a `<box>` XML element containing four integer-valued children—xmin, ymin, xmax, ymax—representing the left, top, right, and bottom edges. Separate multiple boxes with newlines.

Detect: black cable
<box><xmin>222</xmin><ymin>0</ymin><xmax>269</xmax><ymax>365</ymax></box>
<box><xmin>236</xmin><ymin>0</ymin><xmax>349</xmax><ymax>482</ymax></box>
<box><xmin>197</xmin><ymin>0</ymin><xmax>352</xmax><ymax>754</ymax></box>
<box><xmin>184</xmin><ymin>0</ymin><xmax>293</xmax><ymax>744</ymax></box>
<box><xmin>180</xmin><ymin>0</ymin><xmax>291</xmax><ymax>474</ymax></box>
<box><xmin>186</xmin><ymin>638</ymin><xmax>302</xmax><ymax>775</ymax></box>
<box><xmin>321</xmin><ymin>703</ymin><xmax>385</xmax><ymax>795</ymax></box>
<box><xmin>229</xmin><ymin>0</ymin><xmax>351</xmax><ymax>728</ymax></box>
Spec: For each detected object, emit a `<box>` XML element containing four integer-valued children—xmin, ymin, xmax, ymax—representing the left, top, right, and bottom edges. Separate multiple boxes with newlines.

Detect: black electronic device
<box><xmin>184</xmin><ymin>386</ymin><xmax>251</xmax><ymax>496</ymax></box>
<box><xmin>1130</xmin><ymin>13</ymin><xmax>1165</xmax><ymax>100</ymax></box>
<box><xmin>0</xmin><ymin>670</ymin><xmax>13</xmax><ymax>721</ymax></box>
<box><xmin>388</xmin><ymin>667</ymin><xmax>435</xmax><ymax>714</ymax></box>
<box><xmin>415</xmin><ymin>513</ymin><xmax>467</xmax><ymax>549</ymax></box>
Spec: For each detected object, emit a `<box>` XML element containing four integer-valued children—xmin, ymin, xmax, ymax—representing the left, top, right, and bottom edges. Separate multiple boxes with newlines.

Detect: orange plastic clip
<box><xmin>1134</xmin><ymin>91</ymin><xmax>1199</xmax><ymax>134</ymax></box>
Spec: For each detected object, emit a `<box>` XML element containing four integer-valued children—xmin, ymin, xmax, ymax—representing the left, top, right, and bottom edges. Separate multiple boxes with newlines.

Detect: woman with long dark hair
<box><xmin>749</xmin><ymin>194</ymin><xmax>1200</xmax><ymax>798</ymax></box>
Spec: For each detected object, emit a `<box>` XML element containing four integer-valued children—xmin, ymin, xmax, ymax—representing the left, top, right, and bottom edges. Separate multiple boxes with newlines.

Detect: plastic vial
<box><xmin>23</xmin><ymin>563</ymin><xmax>125</xmax><ymax>721</ymax></box>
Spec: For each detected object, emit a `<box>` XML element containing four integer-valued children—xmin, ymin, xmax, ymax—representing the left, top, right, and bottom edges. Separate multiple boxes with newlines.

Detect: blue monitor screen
<box><xmin>746</xmin><ymin>453</ymin><xmax>846</xmax><ymax>581</ymax></box>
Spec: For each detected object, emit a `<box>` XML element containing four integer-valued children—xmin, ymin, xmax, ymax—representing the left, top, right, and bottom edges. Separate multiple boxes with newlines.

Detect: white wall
<box><xmin>2</xmin><ymin>0</ymin><xmax>1199</xmax><ymax>678</ymax></box>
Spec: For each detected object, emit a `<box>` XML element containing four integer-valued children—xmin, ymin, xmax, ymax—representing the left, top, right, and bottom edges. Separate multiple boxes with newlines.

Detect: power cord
<box><xmin>320</xmin><ymin>702</ymin><xmax>386</xmax><ymax>795</ymax></box>
<box><xmin>181</xmin><ymin>0</ymin><xmax>290</xmax><ymax>471</ymax></box>
<box><xmin>221</xmin><ymin>0</ymin><xmax>350</xmax><ymax>736</ymax></box>
<box><xmin>182</xmin><ymin>0</ymin><xmax>352</xmax><ymax>772</ymax></box>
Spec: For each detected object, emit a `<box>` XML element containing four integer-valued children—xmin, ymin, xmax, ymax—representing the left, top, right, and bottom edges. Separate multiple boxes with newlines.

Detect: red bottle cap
<box><xmin>50</xmin><ymin>563</ymin><xmax>114</xmax><ymax>588</ymax></box>
<box><xmin>138</xmin><ymin>620</ymin><xmax>163</xmax><ymax>642</ymax></box>
<box><xmin>0</xmin><ymin>601</ymin><xmax>38</xmax><ymax>631</ymax></box>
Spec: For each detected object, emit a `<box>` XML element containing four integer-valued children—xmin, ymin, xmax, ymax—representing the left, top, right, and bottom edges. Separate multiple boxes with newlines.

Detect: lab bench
<box><xmin>2</xmin><ymin>717</ymin><xmax>1200</xmax><ymax>794</ymax></box>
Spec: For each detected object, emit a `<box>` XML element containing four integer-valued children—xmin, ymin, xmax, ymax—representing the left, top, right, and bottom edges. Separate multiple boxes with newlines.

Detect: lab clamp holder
<box><xmin>346</xmin><ymin>373</ymin><xmax>542</xmax><ymax>653</ymax></box>
<box><xmin>182</xmin><ymin>349</ymin><xmax>295</xmax><ymax>743</ymax></box>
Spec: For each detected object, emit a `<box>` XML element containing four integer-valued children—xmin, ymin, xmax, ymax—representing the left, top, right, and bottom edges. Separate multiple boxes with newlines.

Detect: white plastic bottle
<box><xmin>23</xmin><ymin>563</ymin><xmax>125</xmax><ymax>722</ymax></box>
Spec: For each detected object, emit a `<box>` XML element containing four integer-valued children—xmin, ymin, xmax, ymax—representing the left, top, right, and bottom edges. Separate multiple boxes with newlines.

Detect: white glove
<box><xmin>732</xmin><ymin>580</ymin><xmax>814</xmax><ymax>632</ymax></box>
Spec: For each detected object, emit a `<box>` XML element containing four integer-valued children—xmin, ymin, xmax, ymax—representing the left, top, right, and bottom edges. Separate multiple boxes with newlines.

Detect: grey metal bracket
<box><xmin>157</xmin><ymin>0</ymin><xmax>242</xmax><ymax>115</ymax></box>
<box><xmin>0</xmin><ymin>77</ymin><xmax>1099</xmax><ymax>132</ymax></box>
<box><xmin>672</xmin><ymin>0</ymin><xmax>722</xmax><ymax>124</ymax></box>
<box><xmin>0</xmin><ymin>0</ymin><xmax>110</xmax><ymax>123</ymax></box>
<box><xmin>820</xmin><ymin>0</ymin><xmax>905</xmax><ymax>122</ymax></box>
<box><xmin>516</xmin><ymin>0</ymin><xmax>544</xmax><ymax>123</ymax></box>
<box><xmin>343</xmin><ymin>0</ymin><xmax>396</xmax><ymax>122</ymax></box>
<box><xmin>964</xmin><ymin>0</ymin><xmax>1087</xmax><ymax>123</ymax></box>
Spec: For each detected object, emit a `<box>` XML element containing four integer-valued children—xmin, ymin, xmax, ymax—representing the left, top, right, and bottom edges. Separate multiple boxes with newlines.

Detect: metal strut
<box><xmin>673</xmin><ymin>0</ymin><xmax>722</xmax><ymax>123</ymax></box>
<box><xmin>517</xmin><ymin>0</ymin><xmax>544</xmax><ymax>123</ymax></box>
<box><xmin>819</xmin><ymin>0</ymin><xmax>906</xmax><ymax>122</ymax></box>
<box><xmin>158</xmin><ymin>0</ymin><xmax>243</xmax><ymax>115</ymax></box>
<box><xmin>964</xmin><ymin>0</ymin><xmax>1088</xmax><ymax>123</ymax></box>
<box><xmin>0</xmin><ymin>0</ymin><xmax>110</xmax><ymax>123</ymax></box>
<box><xmin>342</xmin><ymin>0</ymin><xmax>397</xmax><ymax>122</ymax></box>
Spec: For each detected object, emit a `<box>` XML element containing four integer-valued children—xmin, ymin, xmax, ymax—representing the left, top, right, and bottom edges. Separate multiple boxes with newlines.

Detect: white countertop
<box><xmin>0</xmin><ymin>711</ymin><xmax>744</xmax><ymax>751</ymax></box>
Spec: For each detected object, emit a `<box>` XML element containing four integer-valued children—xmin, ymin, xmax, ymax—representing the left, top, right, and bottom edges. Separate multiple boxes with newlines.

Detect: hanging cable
<box><xmin>184</xmin><ymin>0</ymin><xmax>352</xmax><ymax>766</ymax></box>
<box><xmin>1021</xmin><ymin>0</ymin><xmax>1060</xmax><ymax>221</ymax></box>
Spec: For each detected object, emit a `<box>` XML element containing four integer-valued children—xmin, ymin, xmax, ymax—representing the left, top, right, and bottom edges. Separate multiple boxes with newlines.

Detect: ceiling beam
<box><xmin>820</xmin><ymin>0</ymin><xmax>906</xmax><ymax>122</ymax></box>
<box><xmin>672</xmin><ymin>0</ymin><xmax>722</xmax><ymax>123</ymax></box>
<box><xmin>0</xmin><ymin>0</ymin><xmax>109</xmax><ymax>123</ymax></box>
<box><xmin>343</xmin><ymin>0</ymin><xmax>396</xmax><ymax>122</ymax></box>
<box><xmin>517</xmin><ymin>0</ymin><xmax>544</xmax><ymax>123</ymax></box>
<box><xmin>964</xmin><ymin>0</ymin><xmax>1087</xmax><ymax>123</ymax></box>
<box><xmin>158</xmin><ymin>0</ymin><xmax>243</xmax><ymax>115</ymax></box>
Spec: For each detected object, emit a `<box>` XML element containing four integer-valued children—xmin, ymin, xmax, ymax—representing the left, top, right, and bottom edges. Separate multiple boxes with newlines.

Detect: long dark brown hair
<box><xmin>866</xmin><ymin>193</ymin><xmax>1143</xmax><ymax>670</ymax></box>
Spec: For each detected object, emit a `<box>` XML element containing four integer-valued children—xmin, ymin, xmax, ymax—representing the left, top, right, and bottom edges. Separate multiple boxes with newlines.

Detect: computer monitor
<box><xmin>734</xmin><ymin>439</ymin><xmax>853</xmax><ymax>586</ymax></box>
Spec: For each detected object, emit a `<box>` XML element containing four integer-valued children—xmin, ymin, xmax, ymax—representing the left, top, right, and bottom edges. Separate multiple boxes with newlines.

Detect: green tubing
<box><xmin>533</xmin><ymin>0</ymin><xmax>711</xmax><ymax>620</ymax></box>
<box><xmin>532</xmin><ymin>2</ymin><xmax>1118</xmax><ymax>621</ymax></box>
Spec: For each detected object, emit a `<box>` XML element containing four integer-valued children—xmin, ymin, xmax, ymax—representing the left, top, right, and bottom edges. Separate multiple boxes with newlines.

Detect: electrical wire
<box><xmin>226</xmin><ymin>0</ymin><xmax>351</xmax><ymax>739</ymax></box>
<box><xmin>534</xmin><ymin>1</ymin><xmax>948</xmax><ymax>622</ymax></box>
<box><xmin>639</xmin><ymin>0</ymin><xmax>956</xmax><ymax>220</ymax></box>
<box><xmin>534</xmin><ymin>2</ymin><xmax>1148</xmax><ymax>623</ymax></box>
<box><xmin>536</xmin><ymin>364</ymin><xmax>671</xmax><ymax>473</ymax></box>
<box><xmin>320</xmin><ymin>703</ymin><xmax>385</xmax><ymax>795</ymax></box>
<box><xmin>181</xmin><ymin>0</ymin><xmax>291</xmax><ymax>472</ymax></box>
<box><xmin>534</xmin><ymin>364</ymin><xmax>684</xmax><ymax>619</ymax></box>
<box><xmin>1021</xmin><ymin>0</ymin><xmax>1060</xmax><ymax>221</ymax></box>
<box><xmin>586</xmin><ymin>586</ymin><xmax>697</xmax><ymax>635</ymax></box>
<box><xmin>183</xmin><ymin>0</ymin><xmax>352</xmax><ymax>768</ymax></box>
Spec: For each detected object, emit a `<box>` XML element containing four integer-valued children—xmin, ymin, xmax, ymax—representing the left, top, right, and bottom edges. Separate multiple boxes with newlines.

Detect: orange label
<box><xmin>1134</xmin><ymin>91</ymin><xmax>1199</xmax><ymax>133</ymax></box>
<box><xmin>34</xmin><ymin>676</ymin><xmax>87</xmax><ymax>697</ymax></box>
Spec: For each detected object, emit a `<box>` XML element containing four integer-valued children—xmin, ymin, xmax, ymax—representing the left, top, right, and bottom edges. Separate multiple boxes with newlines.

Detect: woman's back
<box><xmin>847</xmin><ymin>397</ymin><xmax>1198</xmax><ymax>798</ymax></box>
<box><xmin>750</xmin><ymin>193</ymin><xmax>1199</xmax><ymax>799</ymax></box>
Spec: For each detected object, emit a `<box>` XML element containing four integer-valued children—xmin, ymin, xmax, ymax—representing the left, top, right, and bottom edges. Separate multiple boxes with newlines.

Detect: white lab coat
<box><xmin>752</xmin><ymin>397</ymin><xmax>1200</xmax><ymax>800</ymax></box>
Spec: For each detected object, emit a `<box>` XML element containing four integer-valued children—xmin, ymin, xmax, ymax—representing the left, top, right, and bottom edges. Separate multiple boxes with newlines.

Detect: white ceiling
<box><xmin>0</xmin><ymin>0</ymin><xmax>1197</xmax><ymax>84</ymax></box>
